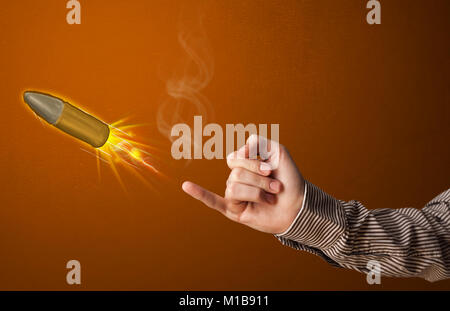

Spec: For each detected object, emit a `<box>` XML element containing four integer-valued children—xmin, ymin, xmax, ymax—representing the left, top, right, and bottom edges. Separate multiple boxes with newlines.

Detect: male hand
<box><xmin>182</xmin><ymin>135</ymin><xmax>305</xmax><ymax>234</ymax></box>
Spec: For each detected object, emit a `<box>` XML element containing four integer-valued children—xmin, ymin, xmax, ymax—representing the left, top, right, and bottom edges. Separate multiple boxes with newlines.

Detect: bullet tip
<box><xmin>23</xmin><ymin>91</ymin><xmax>33</xmax><ymax>104</ymax></box>
<box><xmin>23</xmin><ymin>91</ymin><xmax>64</xmax><ymax>124</ymax></box>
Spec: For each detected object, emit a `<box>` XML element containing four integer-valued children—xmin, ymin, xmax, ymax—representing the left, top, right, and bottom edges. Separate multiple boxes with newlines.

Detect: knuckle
<box><xmin>226</xmin><ymin>157</ymin><xmax>233</xmax><ymax>167</ymax></box>
<box><xmin>261</xmin><ymin>178</ymin><xmax>270</xmax><ymax>190</ymax></box>
<box><xmin>247</xmin><ymin>134</ymin><xmax>258</xmax><ymax>143</ymax></box>
<box><xmin>252</xmin><ymin>161</ymin><xmax>261</xmax><ymax>172</ymax></box>
<box><xmin>232</xmin><ymin>167</ymin><xmax>244</xmax><ymax>180</ymax></box>
<box><xmin>225</xmin><ymin>187</ymin><xmax>231</xmax><ymax>198</ymax></box>
<box><xmin>227</xmin><ymin>171</ymin><xmax>235</xmax><ymax>183</ymax></box>
<box><xmin>227</xmin><ymin>182</ymin><xmax>238</xmax><ymax>197</ymax></box>
<box><xmin>226</xmin><ymin>152</ymin><xmax>237</xmax><ymax>167</ymax></box>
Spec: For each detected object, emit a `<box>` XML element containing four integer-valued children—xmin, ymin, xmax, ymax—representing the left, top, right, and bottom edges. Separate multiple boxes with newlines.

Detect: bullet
<box><xmin>24</xmin><ymin>91</ymin><xmax>110</xmax><ymax>148</ymax></box>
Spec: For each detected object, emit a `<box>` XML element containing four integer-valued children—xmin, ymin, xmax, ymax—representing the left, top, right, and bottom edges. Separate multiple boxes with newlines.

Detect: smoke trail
<box><xmin>157</xmin><ymin>16</ymin><xmax>214</xmax><ymax>145</ymax></box>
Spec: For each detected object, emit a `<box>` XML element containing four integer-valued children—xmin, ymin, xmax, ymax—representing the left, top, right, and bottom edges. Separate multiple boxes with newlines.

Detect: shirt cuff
<box><xmin>275</xmin><ymin>180</ymin><xmax>347</xmax><ymax>250</ymax></box>
<box><xmin>275</xmin><ymin>181</ymin><xmax>308</xmax><ymax>236</ymax></box>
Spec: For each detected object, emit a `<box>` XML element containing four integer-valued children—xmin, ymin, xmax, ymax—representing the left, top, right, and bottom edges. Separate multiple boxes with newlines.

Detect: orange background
<box><xmin>0</xmin><ymin>0</ymin><xmax>449</xmax><ymax>290</ymax></box>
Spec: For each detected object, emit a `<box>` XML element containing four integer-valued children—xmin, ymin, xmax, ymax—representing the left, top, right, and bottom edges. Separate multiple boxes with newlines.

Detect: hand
<box><xmin>182</xmin><ymin>135</ymin><xmax>305</xmax><ymax>234</ymax></box>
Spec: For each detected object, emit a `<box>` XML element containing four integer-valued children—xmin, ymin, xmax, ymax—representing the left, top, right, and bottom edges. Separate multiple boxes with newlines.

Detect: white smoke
<box><xmin>157</xmin><ymin>16</ymin><xmax>214</xmax><ymax>145</ymax></box>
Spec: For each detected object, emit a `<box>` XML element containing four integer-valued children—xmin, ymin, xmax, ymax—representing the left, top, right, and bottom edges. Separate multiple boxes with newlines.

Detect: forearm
<box><xmin>276</xmin><ymin>181</ymin><xmax>450</xmax><ymax>281</ymax></box>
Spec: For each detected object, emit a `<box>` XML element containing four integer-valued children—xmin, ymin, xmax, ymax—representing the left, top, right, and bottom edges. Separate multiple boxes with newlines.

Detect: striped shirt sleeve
<box><xmin>275</xmin><ymin>180</ymin><xmax>450</xmax><ymax>282</ymax></box>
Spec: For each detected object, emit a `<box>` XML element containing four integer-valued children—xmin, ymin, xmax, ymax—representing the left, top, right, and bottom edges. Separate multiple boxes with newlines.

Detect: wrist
<box><xmin>274</xmin><ymin>181</ymin><xmax>307</xmax><ymax>235</ymax></box>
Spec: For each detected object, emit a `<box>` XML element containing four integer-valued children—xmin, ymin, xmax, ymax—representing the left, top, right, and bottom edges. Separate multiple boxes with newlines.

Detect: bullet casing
<box><xmin>55</xmin><ymin>102</ymin><xmax>110</xmax><ymax>148</ymax></box>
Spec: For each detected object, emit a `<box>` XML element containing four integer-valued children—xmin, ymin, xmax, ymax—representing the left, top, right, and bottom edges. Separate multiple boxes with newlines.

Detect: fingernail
<box><xmin>260</xmin><ymin>162</ymin><xmax>271</xmax><ymax>172</ymax></box>
<box><xmin>270</xmin><ymin>181</ymin><xmax>280</xmax><ymax>192</ymax></box>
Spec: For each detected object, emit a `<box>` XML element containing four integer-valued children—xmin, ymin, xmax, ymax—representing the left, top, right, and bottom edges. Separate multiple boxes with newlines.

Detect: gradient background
<box><xmin>0</xmin><ymin>0</ymin><xmax>449</xmax><ymax>290</ymax></box>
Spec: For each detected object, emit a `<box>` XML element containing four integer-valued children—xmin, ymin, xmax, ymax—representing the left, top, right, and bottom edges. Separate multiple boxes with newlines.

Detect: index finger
<box><xmin>182</xmin><ymin>181</ymin><xmax>227</xmax><ymax>214</ymax></box>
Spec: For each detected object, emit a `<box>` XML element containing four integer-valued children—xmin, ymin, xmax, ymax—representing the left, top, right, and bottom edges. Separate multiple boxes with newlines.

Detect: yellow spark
<box><xmin>87</xmin><ymin>119</ymin><xmax>165</xmax><ymax>191</ymax></box>
<box><xmin>130</xmin><ymin>148</ymin><xmax>141</xmax><ymax>160</ymax></box>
